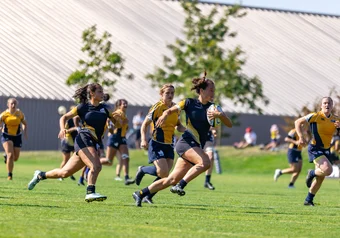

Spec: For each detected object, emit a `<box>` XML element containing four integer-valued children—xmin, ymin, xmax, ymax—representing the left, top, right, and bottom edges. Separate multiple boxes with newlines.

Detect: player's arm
<box><xmin>155</xmin><ymin>105</ymin><xmax>179</xmax><ymax>128</ymax></box>
<box><xmin>208</xmin><ymin>107</ymin><xmax>232</xmax><ymax>128</ymax></box>
<box><xmin>295</xmin><ymin>116</ymin><xmax>309</xmax><ymax>147</ymax></box>
<box><xmin>175</xmin><ymin>119</ymin><xmax>186</xmax><ymax>133</ymax></box>
<box><xmin>59</xmin><ymin>107</ymin><xmax>78</xmax><ymax>139</ymax></box>
<box><xmin>140</xmin><ymin>117</ymin><xmax>152</xmax><ymax>150</ymax></box>
<box><xmin>21</xmin><ymin>115</ymin><xmax>28</xmax><ymax>139</ymax></box>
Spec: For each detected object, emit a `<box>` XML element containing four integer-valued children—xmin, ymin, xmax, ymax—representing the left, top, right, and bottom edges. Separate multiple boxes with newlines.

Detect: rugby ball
<box><xmin>207</xmin><ymin>104</ymin><xmax>222</xmax><ymax>126</ymax></box>
<box><xmin>58</xmin><ymin>105</ymin><xmax>67</xmax><ymax>115</ymax></box>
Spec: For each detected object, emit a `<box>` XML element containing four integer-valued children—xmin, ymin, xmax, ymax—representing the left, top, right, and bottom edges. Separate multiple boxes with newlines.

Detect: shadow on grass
<box><xmin>0</xmin><ymin>203</ymin><xmax>61</xmax><ymax>208</ymax></box>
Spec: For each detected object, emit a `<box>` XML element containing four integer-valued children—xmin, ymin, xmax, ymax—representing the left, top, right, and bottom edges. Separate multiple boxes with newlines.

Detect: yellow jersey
<box><xmin>287</xmin><ymin>129</ymin><xmax>302</xmax><ymax>151</ymax></box>
<box><xmin>113</xmin><ymin>109</ymin><xmax>128</xmax><ymax>137</ymax></box>
<box><xmin>148</xmin><ymin>101</ymin><xmax>179</xmax><ymax>144</ymax></box>
<box><xmin>305</xmin><ymin>111</ymin><xmax>339</xmax><ymax>149</ymax></box>
<box><xmin>0</xmin><ymin>109</ymin><xmax>25</xmax><ymax>136</ymax></box>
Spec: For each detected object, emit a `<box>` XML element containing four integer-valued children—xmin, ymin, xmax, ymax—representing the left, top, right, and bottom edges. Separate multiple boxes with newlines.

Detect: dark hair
<box><xmin>73</xmin><ymin>83</ymin><xmax>101</xmax><ymax>104</ymax></box>
<box><xmin>115</xmin><ymin>99</ymin><xmax>128</xmax><ymax>111</ymax></box>
<box><xmin>190</xmin><ymin>71</ymin><xmax>214</xmax><ymax>94</ymax></box>
<box><xmin>103</xmin><ymin>93</ymin><xmax>110</xmax><ymax>102</ymax></box>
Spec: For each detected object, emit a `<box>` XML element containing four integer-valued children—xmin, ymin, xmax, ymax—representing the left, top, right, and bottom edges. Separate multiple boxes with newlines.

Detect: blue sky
<box><xmin>201</xmin><ymin>0</ymin><xmax>340</xmax><ymax>15</ymax></box>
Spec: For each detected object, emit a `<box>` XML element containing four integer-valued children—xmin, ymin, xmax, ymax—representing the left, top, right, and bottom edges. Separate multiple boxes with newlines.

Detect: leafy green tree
<box><xmin>146</xmin><ymin>0</ymin><xmax>268</xmax><ymax>113</ymax></box>
<box><xmin>67</xmin><ymin>25</ymin><xmax>133</xmax><ymax>90</ymax></box>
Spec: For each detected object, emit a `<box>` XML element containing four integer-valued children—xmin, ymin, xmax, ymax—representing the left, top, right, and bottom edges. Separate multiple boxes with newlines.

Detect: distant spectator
<box><xmin>233</xmin><ymin>127</ymin><xmax>257</xmax><ymax>149</ymax></box>
<box><xmin>132</xmin><ymin>111</ymin><xmax>145</xmax><ymax>149</ymax></box>
<box><xmin>260</xmin><ymin>124</ymin><xmax>281</xmax><ymax>151</ymax></box>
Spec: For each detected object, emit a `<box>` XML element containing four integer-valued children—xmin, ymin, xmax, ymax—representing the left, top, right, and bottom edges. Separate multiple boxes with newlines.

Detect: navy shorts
<box><xmin>307</xmin><ymin>144</ymin><xmax>330</xmax><ymax>163</ymax></box>
<box><xmin>61</xmin><ymin>139</ymin><xmax>74</xmax><ymax>153</ymax></box>
<box><xmin>287</xmin><ymin>149</ymin><xmax>302</xmax><ymax>163</ymax></box>
<box><xmin>1</xmin><ymin>134</ymin><xmax>22</xmax><ymax>148</ymax></box>
<box><xmin>74</xmin><ymin>131</ymin><xmax>98</xmax><ymax>154</ymax></box>
<box><xmin>328</xmin><ymin>153</ymin><xmax>339</xmax><ymax>165</ymax></box>
<box><xmin>148</xmin><ymin>140</ymin><xmax>174</xmax><ymax>164</ymax></box>
<box><xmin>175</xmin><ymin>133</ymin><xmax>201</xmax><ymax>157</ymax></box>
<box><xmin>107</xmin><ymin>134</ymin><xmax>127</xmax><ymax>149</ymax></box>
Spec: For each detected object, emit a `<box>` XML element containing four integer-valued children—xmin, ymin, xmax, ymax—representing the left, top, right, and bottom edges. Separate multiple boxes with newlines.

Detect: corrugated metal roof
<box><xmin>0</xmin><ymin>0</ymin><xmax>340</xmax><ymax>116</ymax></box>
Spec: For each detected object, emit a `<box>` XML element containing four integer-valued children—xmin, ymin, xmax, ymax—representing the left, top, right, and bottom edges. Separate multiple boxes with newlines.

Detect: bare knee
<box><xmin>167</xmin><ymin>176</ymin><xmax>179</xmax><ymax>186</ymax></box>
<box><xmin>324</xmin><ymin>166</ymin><xmax>333</xmax><ymax>176</ymax></box>
<box><xmin>200</xmin><ymin>160</ymin><xmax>211</xmax><ymax>171</ymax></box>
<box><xmin>157</xmin><ymin>170</ymin><xmax>169</xmax><ymax>178</ymax></box>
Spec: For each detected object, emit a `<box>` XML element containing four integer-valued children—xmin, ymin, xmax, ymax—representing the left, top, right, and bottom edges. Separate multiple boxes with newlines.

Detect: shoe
<box><xmin>134</xmin><ymin>166</ymin><xmax>145</xmax><ymax>186</ymax></box>
<box><xmin>274</xmin><ymin>169</ymin><xmax>282</xmax><ymax>182</ymax></box>
<box><xmin>70</xmin><ymin>175</ymin><xmax>76</xmax><ymax>181</ymax></box>
<box><xmin>7</xmin><ymin>176</ymin><xmax>12</xmax><ymax>181</ymax></box>
<box><xmin>58</xmin><ymin>178</ymin><xmax>63</xmax><ymax>181</ymax></box>
<box><xmin>170</xmin><ymin>184</ymin><xmax>186</xmax><ymax>196</ymax></box>
<box><xmin>204</xmin><ymin>182</ymin><xmax>215</xmax><ymax>190</ymax></box>
<box><xmin>288</xmin><ymin>185</ymin><xmax>295</xmax><ymax>189</ymax></box>
<box><xmin>114</xmin><ymin>176</ymin><xmax>122</xmax><ymax>181</ymax></box>
<box><xmin>132</xmin><ymin>191</ymin><xmax>142</xmax><ymax>207</ymax></box>
<box><xmin>3</xmin><ymin>154</ymin><xmax>7</xmax><ymax>164</ymax></box>
<box><xmin>304</xmin><ymin>200</ymin><xmax>315</xmax><ymax>206</ymax></box>
<box><xmin>28</xmin><ymin>170</ymin><xmax>42</xmax><ymax>190</ymax></box>
<box><xmin>306</xmin><ymin>169</ymin><xmax>314</xmax><ymax>188</ymax></box>
<box><xmin>142</xmin><ymin>196</ymin><xmax>154</xmax><ymax>204</ymax></box>
<box><xmin>85</xmin><ymin>193</ymin><xmax>107</xmax><ymax>203</ymax></box>
<box><xmin>78</xmin><ymin>181</ymin><xmax>85</xmax><ymax>186</ymax></box>
<box><xmin>125</xmin><ymin>178</ymin><xmax>135</xmax><ymax>185</ymax></box>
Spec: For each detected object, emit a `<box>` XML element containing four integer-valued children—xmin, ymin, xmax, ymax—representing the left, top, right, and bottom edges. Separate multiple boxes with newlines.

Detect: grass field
<box><xmin>0</xmin><ymin>147</ymin><xmax>339</xmax><ymax>238</ymax></box>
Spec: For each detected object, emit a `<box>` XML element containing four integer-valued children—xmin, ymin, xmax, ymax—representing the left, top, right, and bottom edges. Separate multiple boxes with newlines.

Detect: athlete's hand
<box><xmin>140</xmin><ymin>139</ymin><xmax>148</xmax><ymax>150</ymax></box>
<box><xmin>155</xmin><ymin>114</ymin><xmax>167</xmax><ymax>128</ymax></box>
<box><xmin>334</xmin><ymin>120</ymin><xmax>340</xmax><ymax>129</ymax></box>
<box><xmin>297</xmin><ymin>137</ymin><xmax>307</xmax><ymax>148</ymax></box>
<box><xmin>58</xmin><ymin>129</ymin><xmax>66</xmax><ymax>139</ymax></box>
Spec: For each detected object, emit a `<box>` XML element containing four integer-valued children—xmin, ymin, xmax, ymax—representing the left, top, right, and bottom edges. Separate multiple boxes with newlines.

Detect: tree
<box><xmin>66</xmin><ymin>25</ymin><xmax>133</xmax><ymax>91</ymax></box>
<box><xmin>146</xmin><ymin>1</ymin><xmax>268</xmax><ymax>113</ymax></box>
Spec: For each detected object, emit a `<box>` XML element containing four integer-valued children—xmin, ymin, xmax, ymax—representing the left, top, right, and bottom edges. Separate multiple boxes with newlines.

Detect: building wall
<box><xmin>0</xmin><ymin>96</ymin><xmax>291</xmax><ymax>151</ymax></box>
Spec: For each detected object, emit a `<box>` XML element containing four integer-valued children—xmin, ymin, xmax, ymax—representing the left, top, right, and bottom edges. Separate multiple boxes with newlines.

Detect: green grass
<box><xmin>0</xmin><ymin>147</ymin><xmax>339</xmax><ymax>238</ymax></box>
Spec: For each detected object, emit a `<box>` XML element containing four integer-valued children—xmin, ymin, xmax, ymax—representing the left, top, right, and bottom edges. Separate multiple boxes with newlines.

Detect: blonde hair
<box><xmin>159</xmin><ymin>84</ymin><xmax>175</xmax><ymax>95</ymax></box>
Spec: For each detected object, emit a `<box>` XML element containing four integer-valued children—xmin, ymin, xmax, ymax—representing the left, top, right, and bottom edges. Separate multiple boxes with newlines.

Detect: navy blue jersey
<box><xmin>70</xmin><ymin>103</ymin><xmax>110</xmax><ymax>142</ymax></box>
<box><xmin>176</xmin><ymin>98</ymin><xmax>213</xmax><ymax>146</ymax></box>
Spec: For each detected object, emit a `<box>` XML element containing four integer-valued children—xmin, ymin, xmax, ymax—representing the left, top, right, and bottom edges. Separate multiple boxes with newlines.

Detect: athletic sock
<box><xmin>205</xmin><ymin>175</ymin><xmax>211</xmax><ymax>183</ymax></box>
<box><xmin>142</xmin><ymin>166</ymin><xmax>157</xmax><ymax>176</ymax></box>
<box><xmin>305</xmin><ymin>192</ymin><xmax>315</xmax><ymax>202</ymax></box>
<box><xmin>87</xmin><ymin>185</ymin><xmax>95</xmax><ymax>194</ymax></box>
<box><xmin>179</xmin><ymin>179</ymin><xmax>187</xmax><ymax>189</ymax></box>
<box><xmin>140</xmin><ymin>187</ymin><xmax>150</xmax><ymax>198</ymax></box>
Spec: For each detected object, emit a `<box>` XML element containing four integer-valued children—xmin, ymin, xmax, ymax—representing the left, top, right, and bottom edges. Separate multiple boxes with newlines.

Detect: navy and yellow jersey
<box><xmin>64</xmin><ymin>118</ymin><xmax>78</xmax><ymax>146</ymax></box>
<box><xmin>147</xmin><ymin>100</ymin><xmax>179</xmax><ymax>144</ymax></box>
<box><xmin>330</xmin><ymin>135</ymin><xmax>340</xmax><ymax>155</ymax></box>
<box><xmin>305</xmin><ymin>111</ymin><xmax>339</xmax><ymax>149</ymax></box>
<box><xmin>113</xmin><ymin>109</ymin><xmax>128</xmax><ymax>137</ymax></box>
<box><xmin>287</xmin><ymin>129</ymin><xmax>302</xmax><ymax>151</ymax></box>
<box><xmin>0</xmin><ymin>109</ymin><xmax>25</xmax><ymax>136</ymax></box>
<box><xmin>70</xmin><ymin>103</ymin><xmax>113</xmax><ymax>142</ymax></box>
<box><xmin>176</xmin><ymin>98</ymin><xmax>213</xmax><ymax>145</ymax></box>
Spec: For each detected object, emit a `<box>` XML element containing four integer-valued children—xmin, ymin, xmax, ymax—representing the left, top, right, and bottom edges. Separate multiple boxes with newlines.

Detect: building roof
<box><xmin>0</xmin><ymin>0</ymin><xmax>340</xmax><ymax>116</ymax></box>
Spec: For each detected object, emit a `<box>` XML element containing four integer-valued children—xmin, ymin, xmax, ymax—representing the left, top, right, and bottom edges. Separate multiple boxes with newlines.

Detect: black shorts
<box><xmin>328</xmin><ymin>153</ymin><xmax>339</xmax><ymax>165</ymax></box>
<box><xmin>135</xmin><ymin>129</ymin><xmax>141</xmax><ymax>140</ymax></box>
<box><xmin>307</xmin><ymin>144</ymin><xmax>330</xmax><ymax>163</ymax></box>
<box><xmin>107</xmin><ymin>134</ymin><xmax>127</xmax><ymax>149</ymax></box>
<box><xmin>287</xmin><ymin>149</ymin><xmax>302</xmax><ymax>163</ymax></box>
<box><xmin>175</xmin><ymin>133</ymin><xmax>201</xmax><ymax>157</ymax></box>
<box><xmin>1</xmin><ymin>134</ymin><xmax>22</xmax><ymax>148</ymax></box>
<box><xmin>61</xmin><ymin>139</ymin><xmax>74</xmax><ymax>153</ymax></box>
<box><xmin>148</xmin><ymin>140</ymin><xmax>174</xmax><ymax>164</ymax></box>
<box><xmin>74</xmin><ymin>131</ymin><xmax>98</xmax><ymax>154</ymax></box>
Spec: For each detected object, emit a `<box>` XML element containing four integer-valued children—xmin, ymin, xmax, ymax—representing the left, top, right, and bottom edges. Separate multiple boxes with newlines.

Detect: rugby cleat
<box><xmin>170</xmin><ymin>184</ymin><xmax>186</xmax><ymax>196</ymax></box>
<box><xmin>142</xmin><ymin>196</ymin><xmax>154</xmax><ymax>204</ymax></box>
<box><xmin>85</xmin><ymin>193</ymin><xmax>107</xmax><ymax>203</ymax></box>
<box><xmin>305</xmin><ymin>169</ymin><xmax>314</xmax><ymax>188</ymax></box>
<box><xmin>304</xmin><ymin>200</ymin><xmax>315</xmax><ymax>206</ymax></box>
<box><xmin>274</xmin><ymin>169</ymin><xmax>282</xmax><ymax>182</ymax></box>
<box><xmin>125</xmin><ymin>178</ymin><xmax>135</xmax><ymax>185</ymax></box>
<box><xmin>134</xmin><ymin>166</ymin><xmax>145</xmax><ymax>186</ymax></box>
<box><xmin>132</xmin><ymin>191</ymin><xmax>142</xmax><ymax>207</ymax></box>
<box><xmin>27</xmin><ymin>170</ymin><xmax>42</xmax><ymax>190</ymax></box>
<box><xmin>204</xmin><ymin>182</ymin><xmax>215</xmax><ymax>190</ymax></box>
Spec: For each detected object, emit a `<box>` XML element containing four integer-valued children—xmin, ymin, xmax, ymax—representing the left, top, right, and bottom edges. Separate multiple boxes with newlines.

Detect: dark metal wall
<box><xmin>0</xmin><ymin>96</ymin><xmax>290</xmax><ymax>150</ymax></box>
